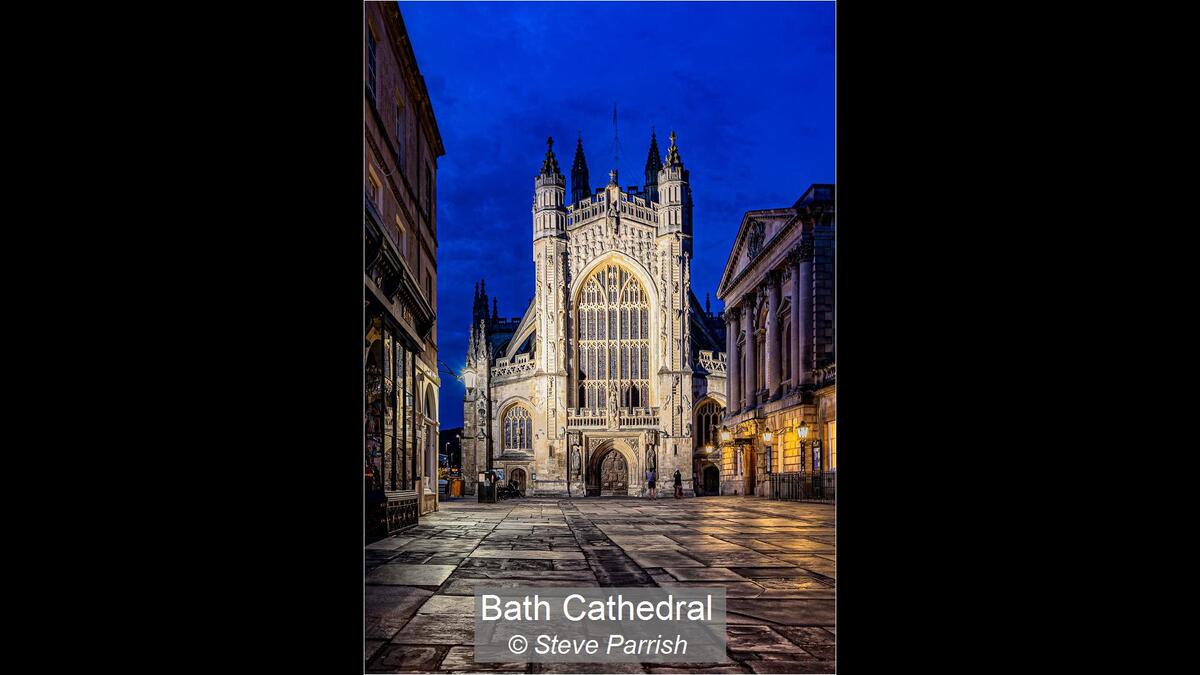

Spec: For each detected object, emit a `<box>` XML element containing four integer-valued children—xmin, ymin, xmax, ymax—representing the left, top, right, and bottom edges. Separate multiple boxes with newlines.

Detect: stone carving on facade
<box><xmin>747</xmin><ymin>219</ymin><xmax>766</xmax><ymax>258</ymax></box>
<box><xmin>789</xmin><ymin>240</ymin><xmax>814</xmax><ymax>263</ymax></box>
<box><xmin>813</xmin><ymin>363</ymin><xmax>836</xmax><ymax>388</ymax></box>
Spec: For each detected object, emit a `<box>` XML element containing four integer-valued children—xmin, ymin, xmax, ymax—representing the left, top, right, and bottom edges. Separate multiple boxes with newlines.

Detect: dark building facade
<box><xmin>365</xmin><ymin>3</ymin><xmax>445</xmax><ymax>538</ymax></box>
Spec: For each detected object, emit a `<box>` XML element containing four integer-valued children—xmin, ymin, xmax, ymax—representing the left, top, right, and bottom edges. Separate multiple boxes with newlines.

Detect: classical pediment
<box><xmin>717</xmin><ymin>208</ymin><xmax>796</xmax><ymax>297</ymax></box>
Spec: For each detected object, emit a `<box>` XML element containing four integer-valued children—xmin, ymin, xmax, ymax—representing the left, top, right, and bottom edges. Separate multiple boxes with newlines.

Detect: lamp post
<box><xmin>795</xmin><ymin>422</ymin><xmax>811</xmax><ymax>471</ymax></box>
<box><xmin>761</xmin><ymin>424</ymin><xmax>774</xmax><ymax>497</ymax></box>
<box><xmin>795</xmin><ymin>422</ymin><xmax>812</xmax><ymax>499</ymax></box>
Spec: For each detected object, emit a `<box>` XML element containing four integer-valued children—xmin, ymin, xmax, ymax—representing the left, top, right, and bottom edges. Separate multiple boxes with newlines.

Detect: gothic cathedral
<box><xmin>461</xmin><ymin>131</ymin><xmax>728</xmax><ymax>497</ymax></box>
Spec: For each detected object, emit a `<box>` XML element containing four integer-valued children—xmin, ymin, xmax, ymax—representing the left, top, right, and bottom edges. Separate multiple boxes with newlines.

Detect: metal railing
<box><xmin>768</xmin><ymin>472</ymin><xmax>835</xmax><ymax>503</ymax></box>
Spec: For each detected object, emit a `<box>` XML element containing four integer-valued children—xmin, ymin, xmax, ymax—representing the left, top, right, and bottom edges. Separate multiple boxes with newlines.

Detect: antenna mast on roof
<box><xmin>612</xmin><ymin>103</ymin><xmax>619</xmax><ymax>181</ymax></box>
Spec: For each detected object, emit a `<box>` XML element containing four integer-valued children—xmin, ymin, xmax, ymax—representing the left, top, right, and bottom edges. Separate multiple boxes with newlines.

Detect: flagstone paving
<box><xmin>366</xmin><ymin>496</ymin><xmax>835</xmax><ymax>673</ymax></box>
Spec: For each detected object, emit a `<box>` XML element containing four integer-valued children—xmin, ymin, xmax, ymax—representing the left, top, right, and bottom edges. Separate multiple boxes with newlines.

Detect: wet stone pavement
<box><xmin>366</xmin><ymin>497</ymin><xmax>835</xmax><ymax>674</ymax></box>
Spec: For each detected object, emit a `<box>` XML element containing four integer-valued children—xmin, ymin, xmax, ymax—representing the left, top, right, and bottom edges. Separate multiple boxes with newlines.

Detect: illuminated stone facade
<box><xmin>461</xmin><ymin>133</ymin><xmax>726</xmax><ymax>497</ymax></box>
<box><xmin>714</xmin><ymin>185</ymin><xmax>835</xmax><ymax>498</ymax></box>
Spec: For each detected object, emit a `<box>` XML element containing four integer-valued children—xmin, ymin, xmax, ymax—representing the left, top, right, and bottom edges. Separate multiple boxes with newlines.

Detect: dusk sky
<box><xmin>401</xmin><ymin>1</ymin><xmax>835</xmax><ymax>429</ymax></box>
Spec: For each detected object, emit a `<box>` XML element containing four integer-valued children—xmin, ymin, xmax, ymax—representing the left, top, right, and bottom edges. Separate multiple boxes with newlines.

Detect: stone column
<box><xmin>796</xmin><ymin>242</ymin><xmax>814</xmax><ymax>387</ymax></box>
<box><xmin>765</xmin><ymin>271</ymin><xmax>782</xmax><ymax>400</ymax></box>
<box><xmin>726</xmin><ymin>308</ymin><xmax>741</xmax><ymax>413</ymax></box>
<box><xmin>789</xmin><ymin>251</ymin><xmax>802</xmax><ymax>392</ymax></box>
<box><xmin>742</xmin><ymin>297</ymin><xmax>757</xmax><ymax>409</ymax></box>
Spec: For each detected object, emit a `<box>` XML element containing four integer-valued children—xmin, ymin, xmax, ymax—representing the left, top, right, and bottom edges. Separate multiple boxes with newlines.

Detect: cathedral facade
<box><xmin>460</xmin><ymin>131</ymin><xmax>727</xmax><ymax>497</ymax></box>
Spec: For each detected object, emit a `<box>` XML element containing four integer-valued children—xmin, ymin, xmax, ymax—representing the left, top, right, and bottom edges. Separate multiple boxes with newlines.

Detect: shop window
<box><xmin>826</xmin><ymin>421</ymin><xmax>836</xmax><ymax>471</ymax></box>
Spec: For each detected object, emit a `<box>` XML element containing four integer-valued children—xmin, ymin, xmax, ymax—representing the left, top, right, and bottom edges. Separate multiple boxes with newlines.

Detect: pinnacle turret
<box><xmin>664</xmin><ymin>130</ymin><xmax>684</xmax><ymax>169</ymax></box>
<box><xmin>571</xmin><ymin>135</ymin><xmax>590</xmax><ymax>204</ymax></box>
<box><xmin>540</xmin><ymin>136</ymin><xmax>561</xmax><ymax>177</ymax></box>
<box><xmin>644</xmin><ymin>130</ymin><xmax>662</xmax><ymax>202</ymax></box>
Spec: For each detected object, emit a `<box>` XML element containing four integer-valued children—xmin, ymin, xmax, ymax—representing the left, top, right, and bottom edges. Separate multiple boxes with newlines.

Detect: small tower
<box><xmin>533</xmin><ymin>136</ymin><xmax>566</xmax><ymax>241</ymax></box>
<box><xmin>657</xmin><ymin>130</ymin><xmax>693</xmax><ymax>253</ymax></box>
<box><xmin>643</xmin><ymin>130</ymin><xmax>662</xmax><ymax>203</ymax></box>
<box><xmin>571</xmin><ymin>135</ymin><xmax>590</xmax><ymax>206</ymax></box>
<box><xmin>531</xmin><ymin>135</ymin><xmax>569</xmax><ymax>444</ymax></box>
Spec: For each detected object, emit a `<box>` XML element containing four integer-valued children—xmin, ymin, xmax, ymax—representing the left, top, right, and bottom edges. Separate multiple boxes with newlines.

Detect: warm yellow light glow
<box><xmin>796</xmin><ymin>425</ymin><xmax>810</xmax><ymax>441</ymax></box>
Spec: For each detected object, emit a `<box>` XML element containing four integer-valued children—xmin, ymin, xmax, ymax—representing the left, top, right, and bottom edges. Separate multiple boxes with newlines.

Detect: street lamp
<box><xmin>720</xmin><ymin>429</ymin><xmax>733</xmax><ymax>443</ymax></box>
<box><xmin>795</xmin><ymin>422</ymin><xmax>811</xmax><ymax>479</ymax></box>
<box><xmin>758</xmin><ymin>422</ymin><xmax>777</xmax><ymax>497</ymax></box>
<box><xmin>795</xmin><ymin>423</ymin><xmax>810</xmax><ymax>442</ymax></box>
<box><xmin>761</xmin><ymin>425</ymin><xmax>773</xmax><ymax>477</ymax></box>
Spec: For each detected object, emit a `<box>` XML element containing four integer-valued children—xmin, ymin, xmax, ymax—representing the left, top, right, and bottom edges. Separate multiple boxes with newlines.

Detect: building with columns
<box><xmin>460</xmin><ymin>132</ymin><xmax>726</xmax><ymax>498</ymax></box>
<box><xmin>364</xmin><ymin>3</ymin><xmax>444</xmax><ymax>537</ymax></box>
<box><xmin>713</xmin><ymin>184</ymin><xmax>835</xmax><ymax>499</ymax></box>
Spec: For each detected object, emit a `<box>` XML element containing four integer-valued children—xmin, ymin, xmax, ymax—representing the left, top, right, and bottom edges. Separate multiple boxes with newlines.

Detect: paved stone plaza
<box><xmin>366</xmin><ymin>497</ymin><xmax>835</xmax><ymax>673</ymax></box>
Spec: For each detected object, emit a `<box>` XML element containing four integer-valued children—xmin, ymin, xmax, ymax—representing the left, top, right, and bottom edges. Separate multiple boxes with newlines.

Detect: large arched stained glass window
<box><xmin>576</xmin><ymin>263</ymin><xmax>652</xmax><ymax>410</ymax></box>
<box><xmin>503</xmin><ymin>406</ymin><xmax>532</xmax><ymax>451</ymax></box>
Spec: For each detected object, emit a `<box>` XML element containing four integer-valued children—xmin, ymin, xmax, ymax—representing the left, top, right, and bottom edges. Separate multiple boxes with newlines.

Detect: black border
<box><xmin>177</xmin><ymin>0</ymin><xmax>1028</xmax><ymax>670</ymax></box>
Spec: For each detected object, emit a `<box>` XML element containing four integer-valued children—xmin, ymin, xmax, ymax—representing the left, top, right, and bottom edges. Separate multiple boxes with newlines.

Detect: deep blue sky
<box><xmin>402</xmin><ymin>1</ymin><xmax>835</xmax><ymax>428</ymax></box>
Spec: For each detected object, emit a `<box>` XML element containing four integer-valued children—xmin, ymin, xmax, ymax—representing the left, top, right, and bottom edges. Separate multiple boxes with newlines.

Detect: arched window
<box><xmin>575</xmin><ymin>262</ymin><xmax>652</xmax><ymax>410</ymax></box>
<box><xmin>694</xmin><ymin>399</ymin><xmax>725</xmax><ymax>449</ymax></box>
<box><xmin>503</xmin><ymin>406</ymin><xmax>531</xmax><ymax>451</ymax></box>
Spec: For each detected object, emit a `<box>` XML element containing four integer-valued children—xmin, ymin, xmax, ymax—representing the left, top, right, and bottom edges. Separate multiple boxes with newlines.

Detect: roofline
<box><xmin>715</xmin><ymin>184</ymin><xmax>837</xmax><ymax>298</ymax></box>
<box><xmin>715</xmin><ymin>207</ymin><xmax>796</xmax><ymax>297</ymax></box>
<box><xmin>384</xmin><ymin>6</ymin><xmax>446</xmax><ymax>158</ymax></box>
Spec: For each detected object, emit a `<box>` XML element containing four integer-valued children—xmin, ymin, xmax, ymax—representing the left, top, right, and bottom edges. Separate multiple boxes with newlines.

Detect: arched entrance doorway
<box><xmin>587</xmin><ymin>444</ymin><xmax>630</xmax><ymax>496</ymax></box>
<box><xmin>510</xmin><ymin>467</ymin><xmax>527</xmax><ymax>494</ymax></box>
<box><xmin>703</xmin><ymin>465</ymin><xmax>720</xmax><ymax>495</ymax></box>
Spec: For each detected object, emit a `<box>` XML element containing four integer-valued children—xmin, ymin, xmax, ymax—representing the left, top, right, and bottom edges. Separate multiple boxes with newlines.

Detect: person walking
<box><xmin>647</xmin><ymin>468</ymin><xmax>656</xmax><ymax>499</ymax></box>
<box><xmin>673</xmin><ymin>468</ymin><xmax>683</xmax><ymax>498</ymax></box>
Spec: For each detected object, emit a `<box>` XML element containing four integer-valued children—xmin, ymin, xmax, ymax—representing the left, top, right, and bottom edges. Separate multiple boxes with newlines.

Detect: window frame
<box><xmin>366</xmin><ymin>24</ymin><xmax>378</xmax><ymax>105</ymax></box>
<box><xmin>502</xmin><ymin>405</ymin><xmax>533</xmax><ymax>451</ymax></box>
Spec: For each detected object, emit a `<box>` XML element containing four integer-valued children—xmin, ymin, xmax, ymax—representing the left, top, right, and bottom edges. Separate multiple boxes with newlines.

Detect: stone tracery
<box><xmin>576</xmin><ymin>262</ymin><xmax>652</xmax><ymax>411</ymax></box>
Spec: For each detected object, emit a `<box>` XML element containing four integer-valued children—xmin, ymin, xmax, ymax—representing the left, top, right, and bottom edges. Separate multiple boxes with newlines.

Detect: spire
<box><xmin>644</xmin><ymin>130</ymin><xmax>662</xmax><ymax>202</ymax></box>
<box><xmin>474</xmin><ymin>278</ymin><xmax>489</xmax><ymax>324</ymax></box>
<box><xmin>540</xmin><ymin>136</ymin><xmax>561</xmax><ymax>177</ymax></box>
<box><xmin>467</xmin><ymin>323</ymin><xmax>476</xmax><ymax>366</ymax></box>
<box><xmin>571</xmin><ymin>134</ymin><xmax>590</xmax><ymax>204</ymax></box>
<box><xmin>664</xmin><ymin>130</ymin><xmax>684</xmax><ymax>169</ymax></box>
<box><xmin>608</xmin><ymin>168</ymin><xmax>618</xmax><ymax>186</ymax></box>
